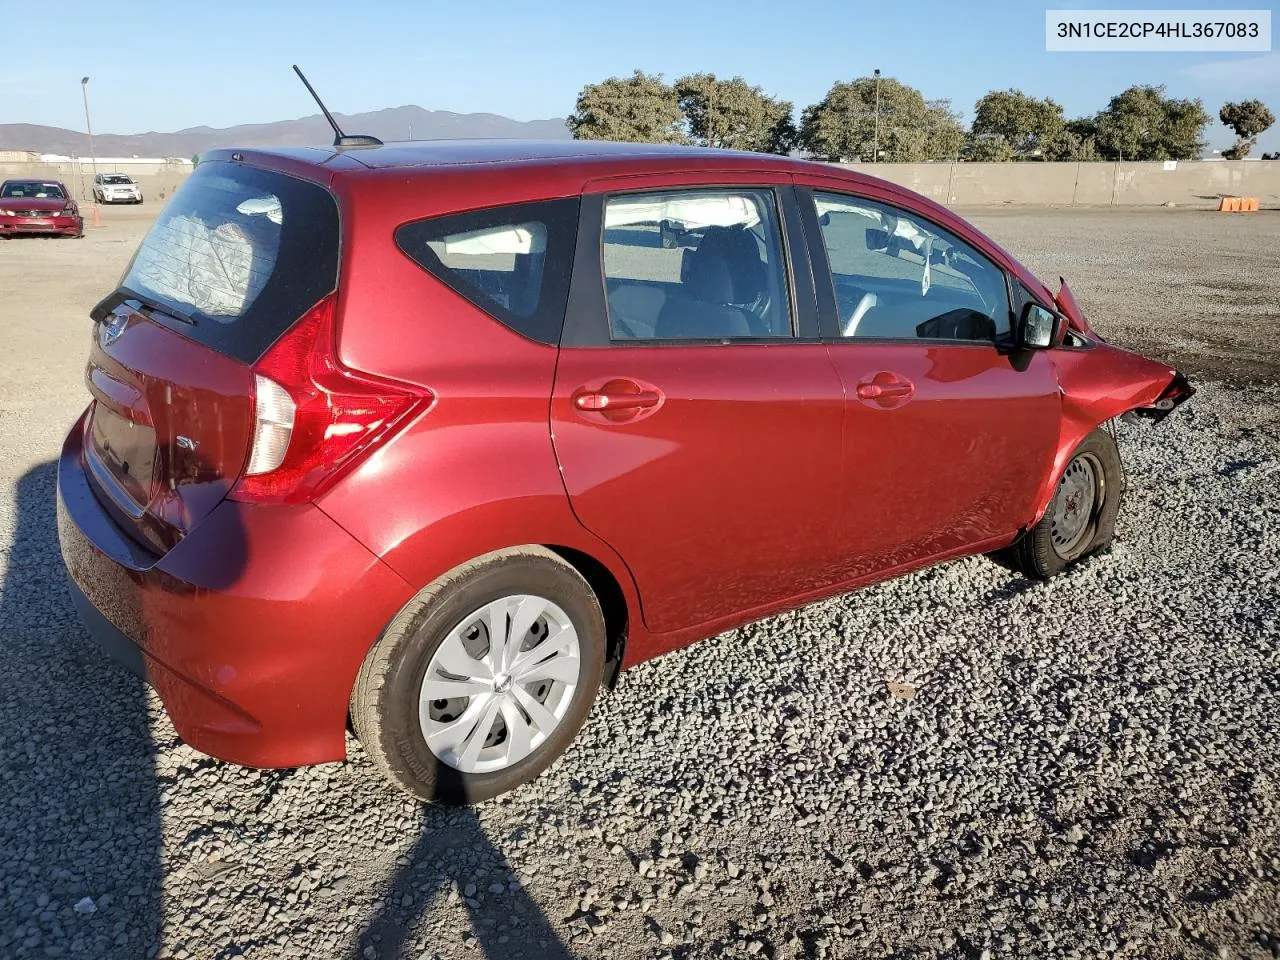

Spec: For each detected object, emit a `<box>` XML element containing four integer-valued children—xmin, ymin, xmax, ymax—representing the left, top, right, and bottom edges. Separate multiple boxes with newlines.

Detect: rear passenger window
<box><xmin>603</xmin><ymin>189</ymin><xmax>792</xmax><ymax>340</ymax></box>
<box><xmin>814</xmin><ymin>192</ymin><xmax>1011</xmax><ymax>342</ymax></box>
<box><xmin>396</xmin><ymin>198</ymin><xmax>579</xmax><ymax>345</ymax></box>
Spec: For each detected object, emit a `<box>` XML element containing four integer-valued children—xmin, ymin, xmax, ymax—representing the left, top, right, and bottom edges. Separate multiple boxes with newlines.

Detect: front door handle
<box><xmin>856</xmin><ymin>372</ymin><xmax>915</xmax><ymax>407</ymax></box>
<box><xmin>574</xmin><ymin>389</ymin><xmax>661</xmax><ymax>412</ymax></box>
<box><xmin>571</xmin><ymin>378</ymin><xmax>664</xmax><ymax>422</ymax></box>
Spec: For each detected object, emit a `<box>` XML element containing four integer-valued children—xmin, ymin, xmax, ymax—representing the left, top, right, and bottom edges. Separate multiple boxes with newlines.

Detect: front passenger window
<box><xmin>602</xmin><ymin>189</ymin><xmax>792</xmax><ymax>340</ymax></box>
<box><xmin>814</xmin><ymin>193</ymin><xmax>1011</xmax><ymax>342</ymax></box>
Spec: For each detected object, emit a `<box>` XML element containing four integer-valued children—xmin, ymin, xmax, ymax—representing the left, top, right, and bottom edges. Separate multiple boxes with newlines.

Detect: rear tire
<box><xmin>351</xmin><ymin>547</ymin><xmax>605</xmax><ymax>804</ymax></box>
<box><xmin>1009</xmin><ymin>426</ymin><xmax>1123</xmax><ymax>579</ymax></box>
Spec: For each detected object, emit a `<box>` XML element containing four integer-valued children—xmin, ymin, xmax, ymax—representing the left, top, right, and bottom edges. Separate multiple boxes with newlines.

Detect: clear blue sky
<box><xmin>4</xmin><ymin>0</ymin><xmax>1276</xmax><ymax>152</ymax></box>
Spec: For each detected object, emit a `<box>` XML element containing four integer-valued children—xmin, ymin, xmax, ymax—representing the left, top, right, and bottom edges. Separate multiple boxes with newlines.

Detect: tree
<box><xmin>1045</xmin><ymin>117</ymin><xmax>1101</xmax><ymax>160</ymax></box>
<box><xmin>964</xmin><ymin>133</ymin><xmax>1016</xmax><ymax>162</ymax></box>
<box><xmin>1219</xmin><ymin>99</ymin><xmax>1275</xmax><ymax>159</ymax></box>
<box><xmin>1094</xmin><ymin>85</ymin><xmax>1210</xmax><ymax>160</ymax></box>
<box><xmin>191</xmin><ymin>153</ymin><xmax>199</xmax><ymax>168</ymax></box>
<box><xmin>971</xmin><ymin>89</ymin><xmax>1065</xmax><ymax>158</ymax></box>
<box><xmin>799</xmin><ymin>77</ymin><xmax>962</xmax><ymax>162</ymax></box>
<box><xmin>674</xmin><ymin>73</ymin><xmax>796</xmax><ymax>154</ymax></box>
<box><xmin>567</xmin><ymin>71</ymin><xmax>687</xmax><ymax>144</ymax></box>
<box><xmin>922</xmin><ymin>99</ymin><xmax>965</xmax><ymax>160</ymax></box>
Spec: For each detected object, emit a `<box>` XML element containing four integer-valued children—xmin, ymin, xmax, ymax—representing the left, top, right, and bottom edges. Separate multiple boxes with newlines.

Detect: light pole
<box><xmin>872</xmin><ymin>68</ymin><xmax>881</xmax><ymax>163</ymax></box>
<box><xmin>81</xmin><ymin>77</ymin><xmax>98</xmax><ymax>201</ymax></box>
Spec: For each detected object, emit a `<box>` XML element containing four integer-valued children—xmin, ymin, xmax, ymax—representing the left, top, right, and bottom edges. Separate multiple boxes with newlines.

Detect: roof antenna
<box><xmin>292</xmin><ymin>64</ymin><xmax>383</xmax><ymax>148</ymax></box>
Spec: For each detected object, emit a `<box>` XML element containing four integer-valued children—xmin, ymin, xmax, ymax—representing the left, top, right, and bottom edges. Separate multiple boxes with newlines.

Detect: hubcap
<box><xmin>419</xmin><ymin>594</ymin><xmax>581</xmax><ymax>775</ymax></box>
<box><xmin>1050</xmin><ymin>452</ymin><xmax>1104</xmax><ymax>558</ymax></box>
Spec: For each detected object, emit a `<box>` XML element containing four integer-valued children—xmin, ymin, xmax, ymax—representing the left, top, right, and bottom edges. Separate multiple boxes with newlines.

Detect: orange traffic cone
<box><xmin>91</xmin><ymin>204</ymin><xmax>102</xmax><ymax>227</ymax></box>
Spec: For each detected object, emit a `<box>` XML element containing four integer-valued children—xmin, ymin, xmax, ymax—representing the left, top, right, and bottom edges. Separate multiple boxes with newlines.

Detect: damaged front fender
<box><xmin>1027</xmin><ymin>343</ymin><xmax>1194</xmax><ymax>526</ymax></box>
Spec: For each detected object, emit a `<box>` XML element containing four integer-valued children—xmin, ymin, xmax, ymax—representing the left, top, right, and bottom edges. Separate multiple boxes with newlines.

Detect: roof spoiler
<box><xmin>292</xmin><ymin>65</ymin><xmax>383</xmax><ymax>149</ymax></box>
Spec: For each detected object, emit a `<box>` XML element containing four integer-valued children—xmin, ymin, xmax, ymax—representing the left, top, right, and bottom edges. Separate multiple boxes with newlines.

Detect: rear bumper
<box><xmin>0</xmin><ymin>215</ymin><xmax>82</xmax><ymax>235</ymax></box>
<box><xmin>57</xmin><ymin>412</ymin><xmax>413</xmax><ymax>767</ymax></box>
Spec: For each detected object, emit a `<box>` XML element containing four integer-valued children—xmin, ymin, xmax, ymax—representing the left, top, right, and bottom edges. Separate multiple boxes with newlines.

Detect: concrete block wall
<box><xmin>837</xmin><ymin>160</ymin><xmax>1280</xmax><ymax>207</ymax></box>
<box><xmin>3</xmin><ymin>158</ymin><xmax>1277</xmax><ymax>209</ymax></box>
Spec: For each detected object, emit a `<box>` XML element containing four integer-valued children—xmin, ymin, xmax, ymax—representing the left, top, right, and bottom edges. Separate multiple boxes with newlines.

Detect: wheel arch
<box><xmin>348</xmin><ymin>537</ymin><xmax>638</xmax><ymax>730</ymax></box>
<box><xmin>1030</xmin><ymin>414</ymin><xmax>1123</xmax><ymax>526</ymax></box>
<box><xmin>1030</xmin><ymin>344</ymin><xmax>1188</xmax><ymax>525</ymax></box>
<box><xmin>545</xmin><ymin>544</ymin><xmax>629</xmax><ymax>689</ymax></box>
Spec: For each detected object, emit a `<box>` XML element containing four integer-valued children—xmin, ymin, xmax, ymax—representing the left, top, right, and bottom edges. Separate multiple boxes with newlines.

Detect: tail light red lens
<box><xmin>230</xmin><ymin>294</ymin><xmax>432</xmax><ymax>505</ymax></box>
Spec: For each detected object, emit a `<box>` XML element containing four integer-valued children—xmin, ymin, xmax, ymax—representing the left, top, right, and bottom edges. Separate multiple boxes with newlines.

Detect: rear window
<box><xmin>396</xmin><ymin>198</ymin><xmax>579</xmax><ymax>345</ymax></box>
<box><xmin>119</xmin><ymin>161</ymin><xmax>339</xmax><ymax>363</ymax></box>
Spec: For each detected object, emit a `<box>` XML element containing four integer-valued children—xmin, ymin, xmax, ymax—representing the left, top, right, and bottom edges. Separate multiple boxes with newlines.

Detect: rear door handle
<box><xmin>574</xmin><ymin>390</ymin><xmax>661</xmax><ymax>411</ymax></box>
<box><xmin>571</xmin><ymin>378</ymin><xmax>664</xmax><ymax>422</ymax></box>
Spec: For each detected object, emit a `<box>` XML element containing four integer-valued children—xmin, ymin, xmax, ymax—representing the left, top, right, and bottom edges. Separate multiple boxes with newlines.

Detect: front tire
<box><xmin>1010</xmin><ymin>426</ymin><xmax>1123</xmax><ymax>579</ymax></box>
<box><xmin>351</xmin><ymin>547</ymin><xmax>605</xmax><ymax>804</ymax></box>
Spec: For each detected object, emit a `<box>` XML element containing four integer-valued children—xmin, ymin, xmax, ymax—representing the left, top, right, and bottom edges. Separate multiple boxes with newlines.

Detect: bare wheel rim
<box><xmin>419</xmin><ymin>594</ymin><xmax>581</xmax><ymax>775</ymax></box>
<box><xmin>1050</xmin><ymin>452</ymin><xmax>1104</xmax><ymax>558</ymax></box>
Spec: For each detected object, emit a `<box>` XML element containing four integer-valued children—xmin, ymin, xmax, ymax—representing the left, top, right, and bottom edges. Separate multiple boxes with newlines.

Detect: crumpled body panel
<box><xmin>1030</xmin><ymin>341</ymin><xmax>1185</xmax><ymax>525</ymax></box>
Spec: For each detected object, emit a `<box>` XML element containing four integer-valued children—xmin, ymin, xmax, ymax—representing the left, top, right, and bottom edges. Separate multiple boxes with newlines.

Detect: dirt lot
<box><xmin>972</xmin><ymin>207</ymin><xmax>1280</xmax><ymax>386</ymax></box>
<box><xmin>0</xmin><ymin>205</ymin><xmax>1277</xmax><ymax>960</ymax></box>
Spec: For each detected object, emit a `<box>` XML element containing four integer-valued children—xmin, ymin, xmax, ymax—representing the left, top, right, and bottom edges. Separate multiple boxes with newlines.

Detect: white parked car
<box><xmin>93</xmin><ymin>174</ymin><xmax>143</xmax><ymax>204</ymax></box>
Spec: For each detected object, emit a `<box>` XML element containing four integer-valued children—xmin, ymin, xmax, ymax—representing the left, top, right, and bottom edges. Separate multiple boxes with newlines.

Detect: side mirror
<box><xmin>1017</xmin><ymin>302</ymin><xmax>1066</xmax><ymax>349</ymax></box>
<box><xmin>819</xmin><ymin>211</ymin><xmax>831</xmax><ymax>226</ymax></box>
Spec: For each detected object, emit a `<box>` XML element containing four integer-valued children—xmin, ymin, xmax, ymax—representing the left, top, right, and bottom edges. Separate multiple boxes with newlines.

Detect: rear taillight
<box><xmin>229</xmin><ymin>294</ymin><xmax>432</xmax><ymax>505</ymax></box>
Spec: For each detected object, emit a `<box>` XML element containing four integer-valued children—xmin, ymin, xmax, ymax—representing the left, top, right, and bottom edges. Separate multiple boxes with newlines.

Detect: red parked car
<box><xmin>0</xmin><ymin>179</ymin><xmax>83</xmax><ymax>237</ymax></box>
<box><xmin>57</xmin><ymin>141</ymin><xmax>1192</xmax><ymax>803</ymax></box>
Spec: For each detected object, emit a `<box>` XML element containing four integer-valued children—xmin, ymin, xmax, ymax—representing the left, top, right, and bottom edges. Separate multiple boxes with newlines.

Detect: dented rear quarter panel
<box><xmin>1030</xmin><ymin>342</ymin><xmax>1183</xmax><ymax>525</ymax></box>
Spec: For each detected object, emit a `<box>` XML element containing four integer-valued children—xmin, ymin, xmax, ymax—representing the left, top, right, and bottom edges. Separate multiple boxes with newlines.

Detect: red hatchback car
<box><xmin>0</xmin><ymin>179</ymin><xmax>83</xmax><ymax>237</ymax></box>
<box><xmin>57</xmin><ymin>141</ymin><xmax>1192</xmax><ymax>803</ymax></box>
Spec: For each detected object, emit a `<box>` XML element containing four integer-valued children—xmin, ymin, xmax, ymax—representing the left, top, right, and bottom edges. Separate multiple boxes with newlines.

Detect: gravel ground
<box><xmin>0</xmin><ymin>205</ymin><xmax>1277</xmax><ymax>960</ymax></box>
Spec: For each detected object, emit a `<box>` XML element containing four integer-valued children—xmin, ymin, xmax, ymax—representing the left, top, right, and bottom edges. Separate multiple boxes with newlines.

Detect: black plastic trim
<box><xmin>794</xmin><ymin>186</ymin><xmax>842</xmax><ymax>339</ymax></box>
<box><xmin>778</xmin><ymin>185</ymin><xmax>821</xmax><ymax>340</ymax></box>
<box><xmin>68</xmin><ymin>577</ymin><xmax>148</xmax><ymax>680</ymax></box>
<box><xmin>562</xmin><ymin>193</ymin><xmax>609</xmax><ymax>348</ymax></box>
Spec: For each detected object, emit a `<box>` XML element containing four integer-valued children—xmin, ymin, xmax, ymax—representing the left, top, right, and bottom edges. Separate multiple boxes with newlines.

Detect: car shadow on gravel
<box><xmin>353</xmin><ymin>796</ymin><xmax>574</xmax><ymax>959</ymax></box>
<box><xmin>0</xmin><ymin>462</ymin><xmax>162</xmax><ymax>959</ymax></box>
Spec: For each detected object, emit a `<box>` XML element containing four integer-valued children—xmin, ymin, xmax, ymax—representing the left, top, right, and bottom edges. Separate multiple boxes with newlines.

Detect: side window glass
<box><xmin>396</xmin><ymin>198</ymin><xmax>580</xmax><ymax>346</ymax></box>
<box><xmin>602</xmin><ymin>189</ymin><xmax>792</xmax><ymax>340</ymax></box>
<box><xmin>814</xmin><ymin>192</ymin><xmax>1011</xmax><ymax>342</ymax></box>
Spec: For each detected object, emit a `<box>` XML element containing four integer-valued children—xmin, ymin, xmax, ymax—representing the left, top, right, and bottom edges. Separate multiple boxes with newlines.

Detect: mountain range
<box><xmin>1</xmin><ymin>106</ymin><xmax>571</xmax><ymax>158</ymax></box>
